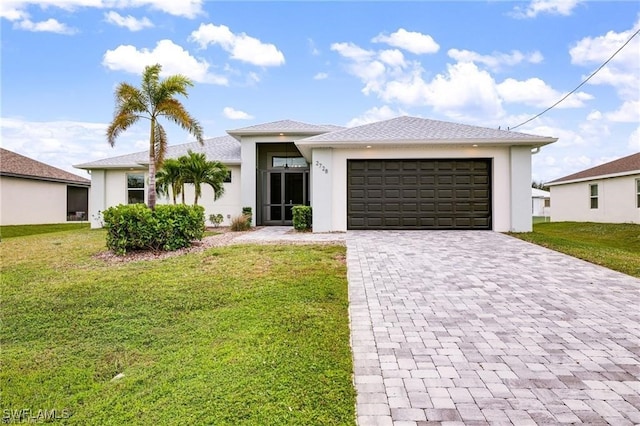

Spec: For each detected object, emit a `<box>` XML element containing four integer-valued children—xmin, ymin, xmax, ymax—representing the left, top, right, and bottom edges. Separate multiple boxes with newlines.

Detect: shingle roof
<box><xmin>0</xmin><ymin>148</ymin><xmax>90</xmax><ymax>185</ymax></box>
<box><xmin>299</xmin><ymin>116</ymin><xmax>556</xmax><ymax>145</ymax></box>
<box><xmin>74</xmin><ymin>135</ymin><xmax>241</xmax><ymax>169</ymax></box>
<box><xmin>547</xmin><ymin>152</ymin><xmax>640</xmax><ymax>185</ymax></box>
<box><xmin>227</xmin><ymin>119</ymin><xmax>342</xmax><ymax>138</ymax></box>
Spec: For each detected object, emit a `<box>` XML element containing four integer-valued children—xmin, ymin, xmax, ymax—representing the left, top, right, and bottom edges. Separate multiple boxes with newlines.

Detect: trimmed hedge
<box><xmin>102</xmin><ymin>204</ymin><xmax>205</xmax><ymax>255</ymax></box>
<box><xmin>292</xmin><ymin>205</ymin><xmax>312</xmax><ymax>231</ymax></box>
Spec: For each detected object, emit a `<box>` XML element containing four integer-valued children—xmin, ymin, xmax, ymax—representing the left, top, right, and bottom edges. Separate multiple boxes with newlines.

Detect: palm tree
<box><xmin>180</xmin><ymin>150</ymin><xmax>228</xmax><ymax>205</ymax></box>
<box><xmin>156</xmin><ymin>158</ymin><xmax>184</xmax><ymax>204</ymax></box>
<box><xmin>106</xmin><ymin>64</ymin><xmax>203</xmax><ymax>209</ymax></box>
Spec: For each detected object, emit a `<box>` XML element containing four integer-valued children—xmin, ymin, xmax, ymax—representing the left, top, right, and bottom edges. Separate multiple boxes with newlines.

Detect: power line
<box><xmin>509</xmin><ymin>27</ymin><xmax>640</xmax><ymax>131</ymax></box>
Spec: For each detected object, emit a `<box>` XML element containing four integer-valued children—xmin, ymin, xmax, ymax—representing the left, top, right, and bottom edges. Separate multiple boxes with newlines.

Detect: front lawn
<box><xmin>0</xmin><ymin>223</ymin><xmax>90</xmax><ymax>239</ymax></box>
<box><xmin>1</xmin><ymin>229</ymin><xmax>355</xmax><ymax>425</ymax></box>
<box><xmin>510</xmin><ymin>222</ymin><xmax>640</xmax><ymax>278</ymax></box>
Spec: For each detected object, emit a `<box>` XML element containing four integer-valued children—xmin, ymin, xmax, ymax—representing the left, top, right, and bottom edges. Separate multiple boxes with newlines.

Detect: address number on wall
<box><xmin>315</xmin><ymin>161</ymin><xmax>329</xmax><ymax>174</ymax></box>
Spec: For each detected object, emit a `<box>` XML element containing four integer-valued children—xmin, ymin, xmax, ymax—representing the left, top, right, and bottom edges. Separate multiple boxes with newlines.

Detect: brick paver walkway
<box><xmin>347</xmin><ymin>231</ymin><xmax>640</xmax><ymax>425</ymax></box>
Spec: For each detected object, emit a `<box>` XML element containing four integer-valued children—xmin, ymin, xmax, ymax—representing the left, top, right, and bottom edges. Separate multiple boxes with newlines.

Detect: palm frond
<box><xmin>153</xmin><ymin>122</ymin><xmax>168</xmax><ymax>168</ymax></box>
<box><xmin>106</xmin><ymin>112</ymin><xmax>139</xmax><ymax>147</ymax></box>
<box><xmin>158</xmin><ymin>99</ymin><xmax>204</xmax><ymax>144</ymax></box>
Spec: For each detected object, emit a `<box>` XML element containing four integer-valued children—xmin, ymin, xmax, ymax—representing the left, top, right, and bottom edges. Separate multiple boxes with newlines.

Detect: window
<box><xmin>127</xmin><ymin>173</ymin><xmax>145</xmax><ymax>204</ymax></box>
<box><xmin>637</xmin><ymin>179</ymin><xmax>640</xmax><ymax>208</ymax></box>
<box><xmin>589</xmin><ymin>184</ymin><xmax>598</xmax><ymax>209</ymax></box>
<box><xmin>272</xmin><ymin>156</ymin><xmax>307</xmax><ymax>168</ymax></box>
<box><xmin>223</xmin><ymin>170</ymin><xmax>232</xmax><ymax>183</ymax></box>
<box><xmin>544</xmin><ymin>198</ymin><xmax>550</xmax><ymax>208</ymax></box>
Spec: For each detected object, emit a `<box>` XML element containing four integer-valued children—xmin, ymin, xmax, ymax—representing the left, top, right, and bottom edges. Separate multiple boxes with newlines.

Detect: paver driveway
<box><xmin>347</xmin><ymin>231</ymin><xmax>640</xmax><ymax>425</ymax></box>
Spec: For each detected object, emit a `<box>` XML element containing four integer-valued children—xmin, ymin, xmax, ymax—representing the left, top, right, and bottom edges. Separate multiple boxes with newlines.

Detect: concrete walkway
<box><xmin>347</xmin><ymin>231</ymin><xmax>640</xmax><ymax>425</ymax></box>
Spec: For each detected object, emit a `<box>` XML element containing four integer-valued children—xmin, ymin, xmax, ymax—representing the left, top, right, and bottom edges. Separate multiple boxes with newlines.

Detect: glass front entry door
<box><xmin>263</xmin><ymin>170</ymin><xmax>308</xmax><ymax>225</ymax></box>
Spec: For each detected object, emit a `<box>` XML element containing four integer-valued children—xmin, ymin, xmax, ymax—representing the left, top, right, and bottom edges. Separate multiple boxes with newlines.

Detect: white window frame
<box><xmin>636</xmin><ymin>178</ymin><xmax>640</xmax><ymax>209</ymax></box>
<box><xmin>127</xmin><ymin>173</ymin><xmax>146</xmax><ymax>204</ymax></box>
<box><xmin>589</xmin><ymin>183</ymin><xmax>598</xmax><ymax>209</ymax></box>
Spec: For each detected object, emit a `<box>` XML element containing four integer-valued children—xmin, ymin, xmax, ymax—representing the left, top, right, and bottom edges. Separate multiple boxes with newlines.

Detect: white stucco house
<box><xmin>532</xmin><ymin>187</ymin><xmax>551</xmax><ymax>217</ymax></box>
<box><xmin>75</xmin><ymin>116</ymin><xmax>557</xmax><ymax>232</ymax></box>
<box><xmin>547</xmin><ymin>152</ymin><xmax>640</xmax><ymax>224</ymax></box>
<box><xmin>0</xmin><ymin>148</ymin><xmax>91</xmax><ymax>225</ymax></box>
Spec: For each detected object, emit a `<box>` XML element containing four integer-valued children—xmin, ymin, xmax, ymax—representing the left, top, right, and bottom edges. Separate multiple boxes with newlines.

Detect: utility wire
<box><xmin>509</xmin><ymin>27</ymin><xmax>640</xmax><ymax>131</ymax></box>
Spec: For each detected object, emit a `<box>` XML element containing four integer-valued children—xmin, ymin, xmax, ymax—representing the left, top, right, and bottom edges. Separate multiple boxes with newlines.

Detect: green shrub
<box><xmin>242</xmin><ymin>207</ymin><xmax>252</xmax><ymax>226</ymax></box>
<box><xmin>230</xmin><ymin>214</ymin><xmax>251</xmax><ymax>232</ymax></box>
<box><xmin>209</xmin><ymin>213</ymin><xmax>224</xmax><ymax>227</ymax></box>
<box><xmin>292</xmin><ymin>205</ymin><xmax>312</xmax><ymax>231</ymax></box>
<box><xmin>102</xmin><ymin>204</ymin><xmax>205</xmax><ymax>255</ymax></box>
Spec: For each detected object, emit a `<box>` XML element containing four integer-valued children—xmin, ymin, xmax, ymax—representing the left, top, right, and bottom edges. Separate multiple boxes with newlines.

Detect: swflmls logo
<box><xmin>2</xmin><ymin>408</ymin><xmax>71</xmax><ymax>423</ymax></box>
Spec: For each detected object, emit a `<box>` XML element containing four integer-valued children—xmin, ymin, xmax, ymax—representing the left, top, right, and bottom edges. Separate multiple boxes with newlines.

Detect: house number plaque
<box><xmin>315</xmin><ymin>161</ymin><xmax>329</xmax><ymax>174</ymax></box>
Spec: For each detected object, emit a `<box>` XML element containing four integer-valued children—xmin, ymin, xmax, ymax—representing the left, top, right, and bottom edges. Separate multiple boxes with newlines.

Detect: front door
<box><xmin>262</xmin><ymin>170</ymin><xmax>308</xmax><ymax>225</ymax></box>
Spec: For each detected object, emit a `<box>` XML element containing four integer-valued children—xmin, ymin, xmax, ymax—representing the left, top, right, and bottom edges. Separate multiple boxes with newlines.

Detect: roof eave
<box><xmin>295</xmin><ymin>137</ymin><xmax>557</xmax><ymax>148</ymax></box>
<box><xmin>0</xmin><ymin>172</ymin><xmax>91</xmax><ymax>186</ymax></box>
<box><xmin>226</xmin><ymin>129</ymin><xmax>331</xmax><ymax>140</ymax></box>
<box><xmin>74</xmin><ymin>163</ymin><xmax>147</xmax><ymax>170</ymax></box>
<box><xmin>547</xmin><ymin>170</ymin><xmax>640</xmax><ymax>186</ymax></box>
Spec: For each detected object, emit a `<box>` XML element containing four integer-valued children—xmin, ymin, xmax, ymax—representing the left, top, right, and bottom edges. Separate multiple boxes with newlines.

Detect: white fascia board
<box><xmin>547</xmin><ymin>170</ymin><xmax>640</xmax><ymax>186</ymax></box>
<box><xmin>296</xmin><ymin>137</ymin><xmax>557</xmax><ymax>151</ymax></box>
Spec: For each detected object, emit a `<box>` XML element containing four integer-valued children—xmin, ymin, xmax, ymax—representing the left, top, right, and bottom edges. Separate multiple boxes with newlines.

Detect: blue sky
<box><xmin>1</xmin><ymin>0</ymin><xmax>638</xmax><ymax>183</ymax></box>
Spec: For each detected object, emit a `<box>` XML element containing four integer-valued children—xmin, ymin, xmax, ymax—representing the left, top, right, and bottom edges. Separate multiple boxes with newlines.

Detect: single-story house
<box><xmin>531</xmin><ymin>187</ymin><xmax>551</xmax><ymax>217</ymax></box>
<box><xmin>0</xmin><ymin>148</ymin><xmax>91</xmax><ymax>225</ymax></box>
<box><xmin>546</xmin><ymin>152</ymin><xmax>640</xmax><ymax>224</ymax></box>
<box><xmin>75</xmin><ymin>116</ymin><xmax>557</xmax><ymax>232</ymax></box>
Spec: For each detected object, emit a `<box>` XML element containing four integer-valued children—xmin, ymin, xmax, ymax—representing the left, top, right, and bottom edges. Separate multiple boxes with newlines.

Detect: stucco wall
<box><xmin>311</xmin><ymin>145</ymin><xmax>522</xmax><ymax>232</ymax></box>
<box><xmin>0</xmin><ymin>176</ymin><xmax>69</xmax><ymax>225</ymax></box>
<box><xmin>88</xmin><ymin>165</ymin><xmax>242</xmax><ymax>228</ymax></box>
<box><xmin>550</xmin><ymin>174</ymin><xmax>640</xmax><ymax>223</ymax></box>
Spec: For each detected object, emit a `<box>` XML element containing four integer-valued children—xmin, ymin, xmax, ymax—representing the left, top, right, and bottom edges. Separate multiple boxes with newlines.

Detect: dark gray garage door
<box><xmin>347</xmin><ymin>159</ymin><xmax>492</xmax><ymax>230</ymax></box>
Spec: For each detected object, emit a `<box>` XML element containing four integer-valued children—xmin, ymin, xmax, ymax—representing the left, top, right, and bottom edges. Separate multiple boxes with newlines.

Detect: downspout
<box><xmin>531</xmin><ymin>147</ymin><xmax>541</xmax><ymax>154</ymax></box>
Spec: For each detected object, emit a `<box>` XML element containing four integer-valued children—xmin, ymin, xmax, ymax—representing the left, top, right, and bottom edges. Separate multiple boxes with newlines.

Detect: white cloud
<box><xmin>569</xmin><ymin>19</ymin><xmax>640</xmax><ymax>99</ymax></box>
<box><xmin>497</xmin><ymin>77</ymin><xmax>593</xmax><ymax>108</ymax></box>
<box><xmin>628</xmin><ymin>126</ymin><xmax>640</xmax><ymax>150</ymax></box>
<box><xmin>104</xmin><ymin>11</ymin><xmax>153</xmax><ymax>31</ymax></box>
<box><xmin>313</xmin><ymin>72</ymin><xmax>328</xmax><ymax>80</ymax></box>
<box><xmin>308</xmin><ymin>38</ymin><xmax>320</xmax><ymax>56</ymax></box>
<box><xmin>13</xmin><ymin>18</ymin><xmax>76</xmax><ymax>34</ymax></box>
<box><xmin>222</xmin><ymin>107</ymin><xmax>253</xmax><ymax>120</ymax></box>
<box><xmin>378</xmin><ymin>49</ymin><xmax>406</xmax><ymax>68</ymax></box>
<box><xmin>331</xmin><ymin>42</ymin><xmax>374</xmax><ymax>61</ymax></box>
<box><xmin>606</xmin><ymin>100</ymin><xmax>640</xmax><ymax>123</ymax></box>
<box><xmin>447</xmin><ymin>49</ymin><xmax>543</xmax><ymax>71</ymax></box>
<box><xmin>189</xmin><ymin>23</ymin><xmax>285</xmax><ymax>67</ymax></box>
<box><xmin>0</xmin><ymin>117</ymin><xmax>150</xmax><ymax>177</ymax></box>
<box><xmin>511</xmin><ymin>0</ymin><xmax>583</xmax><ymax>19</ymax></box>
<box><xmin>372</xmin><ymin>28</ymin><xmax>439</xmax><ymax>55</ymax></box>
<box><xmin>1</xmin><ymin>0</ymin><xmax>203</xmax><ymax>20</ymax></box>
<box><xmin>333</xmin><ymin>37</ymin><xmax>593</xmax><ymax>122</ymax></box>
<box><xmin>586</xmin><ymin>110</ymin><xmax>602</xmax><ymax>121</ymax></box>
<box><xmin>346</xmin><ymin>105</ymin><xmax>407</xmax><ymax>127</ymax></box>
<box><xmin>519</xmin><ymin>124</ymin><xmax>585</xmax><ymax>147</ymax></box>
<box><xmin>103</xmin><ymin>39</ymin><xmax>228</xmax><ymax>85</ymax></box>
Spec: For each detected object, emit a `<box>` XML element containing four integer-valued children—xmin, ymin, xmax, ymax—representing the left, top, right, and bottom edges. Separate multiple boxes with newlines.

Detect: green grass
<box><xmin>0</xmin><ymin>223</ymin><xmax>90</xmax><ymax>239</ymax></box>
<box><xmin>510</xmin><ymin>222</ymin><xmax>640</xmax><ymax>278</ymax></box>
<box><xmin>532</xmin><ymin>216</ymin><xmax>551</xmax><ymax>225</ymax></box>
<box><xmin>1</xmin><ymin>229</ymin><xmax>355</xmax><ymax>425</ymax></box>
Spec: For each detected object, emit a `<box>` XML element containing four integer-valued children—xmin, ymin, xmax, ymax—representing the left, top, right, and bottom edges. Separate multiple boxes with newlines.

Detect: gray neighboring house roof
<box><xmin>74</xmin><ymin>135</ymin><xmax>241</xmax><ymax>170</ymax></box>
<box><xmin>1</xmin><ymin>148</ymin><xmax>90</xmax><ymax>186</ymax></box>
<box><xmin>547</xmin><ymin>152</ymin><xmax>640</xmax><ymax>185</ymax></box>
<box><xmin>298</xmin><ymin>116</ymin><xmax>557</xmax><ymax>145</ymax></box>
<box><xmin>228</xmin><ymin>119</ymin><xmax>343</xmax><ymax>139</ymax></box>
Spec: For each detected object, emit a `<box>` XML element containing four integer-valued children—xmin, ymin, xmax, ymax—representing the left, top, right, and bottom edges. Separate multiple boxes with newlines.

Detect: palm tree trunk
<box><xmin>148</xmin><ymin>122</ymin><xmax>157</xmax><ymax>210</ymax></box>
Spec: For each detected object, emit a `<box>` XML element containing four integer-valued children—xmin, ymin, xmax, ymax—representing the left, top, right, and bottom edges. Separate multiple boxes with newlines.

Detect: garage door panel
<box><xmin>348</xmin><ymin>159</ymin><xmax>492</xmax><ymax>230</ymax></box>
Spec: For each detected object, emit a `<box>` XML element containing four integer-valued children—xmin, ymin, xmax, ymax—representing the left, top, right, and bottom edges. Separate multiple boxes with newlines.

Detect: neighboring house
<box><xmin>0</xmin><ymin>148</ymin><xmax>91</xmax><ymax>225</ymax></box>
<box><xmin>75</xmin><ymin>116</ymin><xmax>557</xmax><ymax>232</ymax></box>
<box><xmin>532</xmin><ymin>187</ymin><xmax>551</xmax><ymax>217</ymax></box>
<box><xmin>546</xmin><ymin>152</ymin><xmax>640</xmax><ymax>224</ymax></box>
